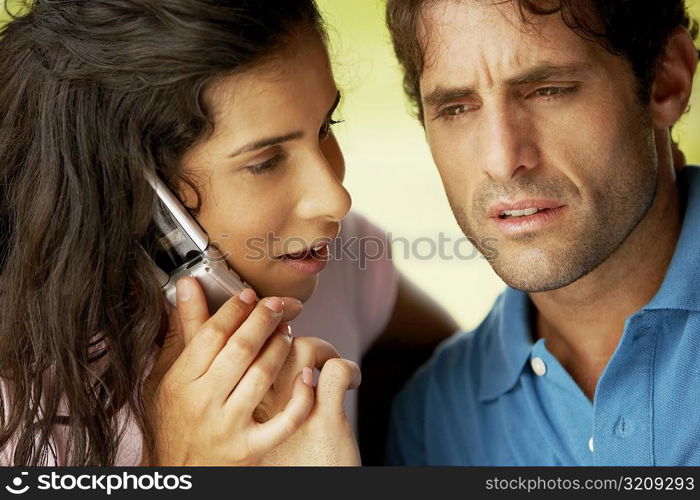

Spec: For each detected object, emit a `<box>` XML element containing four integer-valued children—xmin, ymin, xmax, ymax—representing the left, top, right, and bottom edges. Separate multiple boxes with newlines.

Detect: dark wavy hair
<box><xmin>386</xmin><ymin>0</ymin><xmax>699</xmax><ymax>121</ymax></box>
<box><xmin>0</xmin><ymin>0</ymin><xmax>325</xmax><ymax>466</ymax></box>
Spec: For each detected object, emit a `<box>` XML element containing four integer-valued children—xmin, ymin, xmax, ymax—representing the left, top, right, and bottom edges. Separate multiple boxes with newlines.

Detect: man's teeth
<box><xmin>501</xmin><ymin>207</ymin><xmax>541</xmax><ymax>218</ymax></box>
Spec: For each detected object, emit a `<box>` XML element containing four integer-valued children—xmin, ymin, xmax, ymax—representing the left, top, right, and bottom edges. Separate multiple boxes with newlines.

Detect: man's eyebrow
<box><xmin>505</xmin><ymin>63</ymin><xmax>592</xmax><ymax>86</ymax></box>
<box><xmin>423</xmin><ymin>86</ymin><xmax>477</xmax><ymax>108</ymax></box>
<box><xmin>229</xmin><ymin>90</ymin><xmax>341</xmax><ymax>158</ymax></box>
<box><xmin>422</xmin><ymin>63</ymin><xmax>590</xmax><ymax>108</ymax></box>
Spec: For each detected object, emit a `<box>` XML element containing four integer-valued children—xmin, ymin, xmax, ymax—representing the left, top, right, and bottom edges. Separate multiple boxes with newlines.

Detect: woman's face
<box><xmin>179</xmin><ymin>35</ymin><xmax>351</xmax><ymax>302</ymax></box>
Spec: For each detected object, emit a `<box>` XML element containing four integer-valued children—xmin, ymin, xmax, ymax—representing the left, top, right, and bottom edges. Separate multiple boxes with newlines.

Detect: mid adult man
<box><xmin>385</xmin><ymin>0</ymin><xmax>700</xmax><ymax>465</ymax></box>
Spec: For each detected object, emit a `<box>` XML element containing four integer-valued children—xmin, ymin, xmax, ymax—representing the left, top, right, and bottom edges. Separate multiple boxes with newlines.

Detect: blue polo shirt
<box><xmin>387</xmin><ymin>166</ymin><xmax>700</xmax><ymax>466</ymax></box>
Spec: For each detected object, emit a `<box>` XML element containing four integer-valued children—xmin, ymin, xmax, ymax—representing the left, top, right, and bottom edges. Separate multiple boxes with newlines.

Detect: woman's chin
<box><xmin>250</xmin><ymin>274</ymin><xmax>320</xmax><ymax>303</ymax></box>
<box><xmin>295</xmin><ymin>279</ymin><xmax>319</xmax><ymax>304</ymax></box>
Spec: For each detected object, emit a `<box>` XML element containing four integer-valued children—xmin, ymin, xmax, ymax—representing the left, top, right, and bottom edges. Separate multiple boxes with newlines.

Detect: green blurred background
<box><xmin>2</xmin><ymin>1</ymin><xmax>699</xmax><ymax>329</ymax></box>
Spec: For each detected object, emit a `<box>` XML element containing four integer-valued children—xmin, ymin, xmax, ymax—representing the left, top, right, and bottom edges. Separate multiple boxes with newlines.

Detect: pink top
<box><xmin>0</xmin><ymin>211</ymin><xmax>398</xmax><ymax>465</ymax></box>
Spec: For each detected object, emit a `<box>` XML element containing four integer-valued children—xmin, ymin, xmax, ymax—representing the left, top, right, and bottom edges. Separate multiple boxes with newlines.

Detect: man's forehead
<box><xmin>417</xmin><ymin>0</ymin><xmax>600</xmax><ymax>87</ymax></box>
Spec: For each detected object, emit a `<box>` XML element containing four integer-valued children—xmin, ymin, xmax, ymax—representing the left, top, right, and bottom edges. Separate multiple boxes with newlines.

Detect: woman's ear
<box><xmin>174</xmin><ymin>174</ymin><xmax>203</xmax><ymax>212</ymax></box>
<box><xmin>650</xmin><ymin>27</ymin><xmax>699</xmax><ymax>129</ymax></box>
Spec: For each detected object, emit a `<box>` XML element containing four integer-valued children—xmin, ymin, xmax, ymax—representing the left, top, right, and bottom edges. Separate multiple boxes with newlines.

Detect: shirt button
<box><xmin>614</xmin><ymin>417</ymin><xmax>635</xmax><ymax>438</ymax></box>
<box><xmin>530</xmin><ymin>357</ymin><xmax>547</xmax><ymax>376</ymax></box>
<box><xmin>588</xmin><ymin>437</ymin><xmax>595</xmax><ymax>452</ymax></box>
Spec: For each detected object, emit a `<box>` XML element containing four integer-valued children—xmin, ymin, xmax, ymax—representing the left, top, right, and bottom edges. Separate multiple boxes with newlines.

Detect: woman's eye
<box><xmin>319</xmin><ymin>118</ymin><xmax>344</xmax><ymax>140</ymax></box>
<box><xmin>246</xmin><ymin>155</ymin><xmax>282</xmax><ymax>176</ymax></box>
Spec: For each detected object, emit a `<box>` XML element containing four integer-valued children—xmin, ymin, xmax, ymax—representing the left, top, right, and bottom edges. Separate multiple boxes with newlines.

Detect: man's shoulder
<box><xmin>397</xmin><ymin>290</ymin><xmax>510</xmax><ymax>399</ymax></box>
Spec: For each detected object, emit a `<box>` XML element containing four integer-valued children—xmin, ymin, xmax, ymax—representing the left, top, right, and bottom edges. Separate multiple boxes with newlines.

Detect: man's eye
<box><xmin>435</xmin><ymin>104</ymin><xmax>471</xmax><ymax>121</ymax></box>
<box><xmin>533</xmin><ymin>86</ymin><xmax>578</xmax><ymax>100</ymax></box>
<box><xmin>440</xmin><ymin>104</ymin><xmax>467</xmax><ymax>117</ymax></box>
<box><xmin>320</xmin><ymin>118</ymin><xmax>344</xmax><ymax>140</ymax></box>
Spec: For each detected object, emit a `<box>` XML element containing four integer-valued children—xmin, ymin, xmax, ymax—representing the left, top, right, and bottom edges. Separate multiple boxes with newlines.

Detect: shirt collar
<box><xmin>478</xmin><ymin>286</ymin><xmax>535</xmax><ymax>402</ymax></box>
<box><xmin>643</xmin><ymin>166</ymin><xmax>700</xmax><ymax>312</ymax></box>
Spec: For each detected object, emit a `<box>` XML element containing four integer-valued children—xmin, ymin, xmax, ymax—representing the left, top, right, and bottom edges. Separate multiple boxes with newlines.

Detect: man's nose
<box><xmin>481</xmin><ymin>107</ymin><xmax>540</xmax><ymax>181</ymax></box>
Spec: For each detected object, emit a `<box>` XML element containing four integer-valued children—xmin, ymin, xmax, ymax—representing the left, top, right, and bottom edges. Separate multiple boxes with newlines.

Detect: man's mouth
<box><xmin>489</xmin><ymin>199</ymin><xmax>566</xmax><ymax>220</ymax></box>
<box><xmin>487</xmin><ymin>200</ymin><xmax>568</xmax><ymax>236</ymax></box>
<box><xmin>498</xmin><ymin>207</ymin><xmax>551</xmax><ymax>219</ymax></box>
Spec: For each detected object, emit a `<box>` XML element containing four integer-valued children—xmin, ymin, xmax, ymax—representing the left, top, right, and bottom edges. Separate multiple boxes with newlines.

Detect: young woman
<box><xmin>0</xmin><ymin>0</ymin><xmax>457</xmax><ymax>466</ymax></box>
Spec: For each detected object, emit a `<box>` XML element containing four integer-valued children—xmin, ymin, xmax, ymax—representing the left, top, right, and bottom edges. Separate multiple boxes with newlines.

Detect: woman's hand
<box><xmin>259</xmin><ymin>353</ymin><xmax>362</xmax><ymax>466</ymax></box>
<box><xmin>247</xmin><ymin>336</ymin><xmax>361</xmax><ymax>466</ymax></box>
<box><xmin>142</xmin><ymin>277</ymin><xmax>314</xmax><ymax>466</ymax></box>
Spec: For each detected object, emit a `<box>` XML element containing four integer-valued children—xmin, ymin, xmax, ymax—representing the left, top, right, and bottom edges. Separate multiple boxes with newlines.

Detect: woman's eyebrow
<box><xmin>228</xmin><ymin>131</ymin><xmax>304</xmax><ymax>158</ymax></box>
<box><xmin>229</xmin><ymin>90</ymin><xmax>342</xmax><ymax>158</ymax></box>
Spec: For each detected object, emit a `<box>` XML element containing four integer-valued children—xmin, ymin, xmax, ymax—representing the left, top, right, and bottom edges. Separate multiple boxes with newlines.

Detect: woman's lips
<box><xmin>279</xmin><ymin>244</ymin><xmax>330</xmax><ymax>275</ymax></box>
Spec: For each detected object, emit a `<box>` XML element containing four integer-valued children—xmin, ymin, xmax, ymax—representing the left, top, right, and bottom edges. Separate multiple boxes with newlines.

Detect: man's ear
<box><xmin>650</xmin><ymin>27</ymin><xmax>698</xmax><ymax>129</ymax></box>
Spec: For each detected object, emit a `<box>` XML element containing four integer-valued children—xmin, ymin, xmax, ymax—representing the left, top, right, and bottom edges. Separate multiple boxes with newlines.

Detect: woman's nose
<box><xmin>294</xmin><ymin>147</ymin><xmax>352</xmax><ymax>224</ymax></box>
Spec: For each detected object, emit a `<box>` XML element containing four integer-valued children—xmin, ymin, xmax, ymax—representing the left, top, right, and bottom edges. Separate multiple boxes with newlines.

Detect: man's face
<box><xmin>419</xmin><ymin>1</ymin><xmax>660</xmax><ymax>292</ymax></box>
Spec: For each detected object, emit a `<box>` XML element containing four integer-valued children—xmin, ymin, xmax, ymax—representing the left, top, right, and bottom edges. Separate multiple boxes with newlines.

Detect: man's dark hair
<box><xmin>386</xmin><ymin>0</ymin><xmax>699</xmax><ymax>121</ymax></box>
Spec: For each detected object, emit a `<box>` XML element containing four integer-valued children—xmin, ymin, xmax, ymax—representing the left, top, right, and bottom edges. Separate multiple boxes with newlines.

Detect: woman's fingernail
<box><xmin>302</xmin><ymin>367</ymin><xmax>313</xmax><ymax>387</ymax></box>
<box><xmin>239</xmin><ymin>288</ymin><xmax>257</xmax><ymax>305</ymax></box>
<box><xmin>264</xmin><ymin>297</ymin><xmax>283</xmax><ymax>314</ymax></box>
<box><xmin>282</xmin><ymin>297</ymin><xmax>303</xmax><ymax>309</ymax></box>
<box><xmin>283</xmin><ymin>324</ymin><xmax>293</xmax><ymax>339</ymax></box>
<box><xmin>177</xmin><ymin>279</ymin><xmax>193</xmax><ymax>302</ymax></box>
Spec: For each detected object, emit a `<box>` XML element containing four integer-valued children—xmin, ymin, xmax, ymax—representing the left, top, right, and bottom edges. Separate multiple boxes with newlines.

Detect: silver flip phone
<box><xmin>142</xmin><ymin>171</ymin><xmax>249</xmax><ymax>314</ymax></box>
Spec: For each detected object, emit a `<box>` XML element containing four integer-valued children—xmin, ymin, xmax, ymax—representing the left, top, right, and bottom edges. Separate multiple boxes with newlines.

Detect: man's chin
<box><xmin>489</xmin><ymin>255</ymin><xmax>595</xmax><ymax>293</ymax></box>
<box><xmin>501</xmin><ymin>277</ymin><xmax>579</xmax><ymax>294</ymax></box>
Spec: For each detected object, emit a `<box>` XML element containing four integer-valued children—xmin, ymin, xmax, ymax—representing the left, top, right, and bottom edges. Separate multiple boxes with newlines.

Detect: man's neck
<box><xmin>529</xmin><ymin>157</ymin><xmax>682</xmax><ymax>401</ymax></box>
